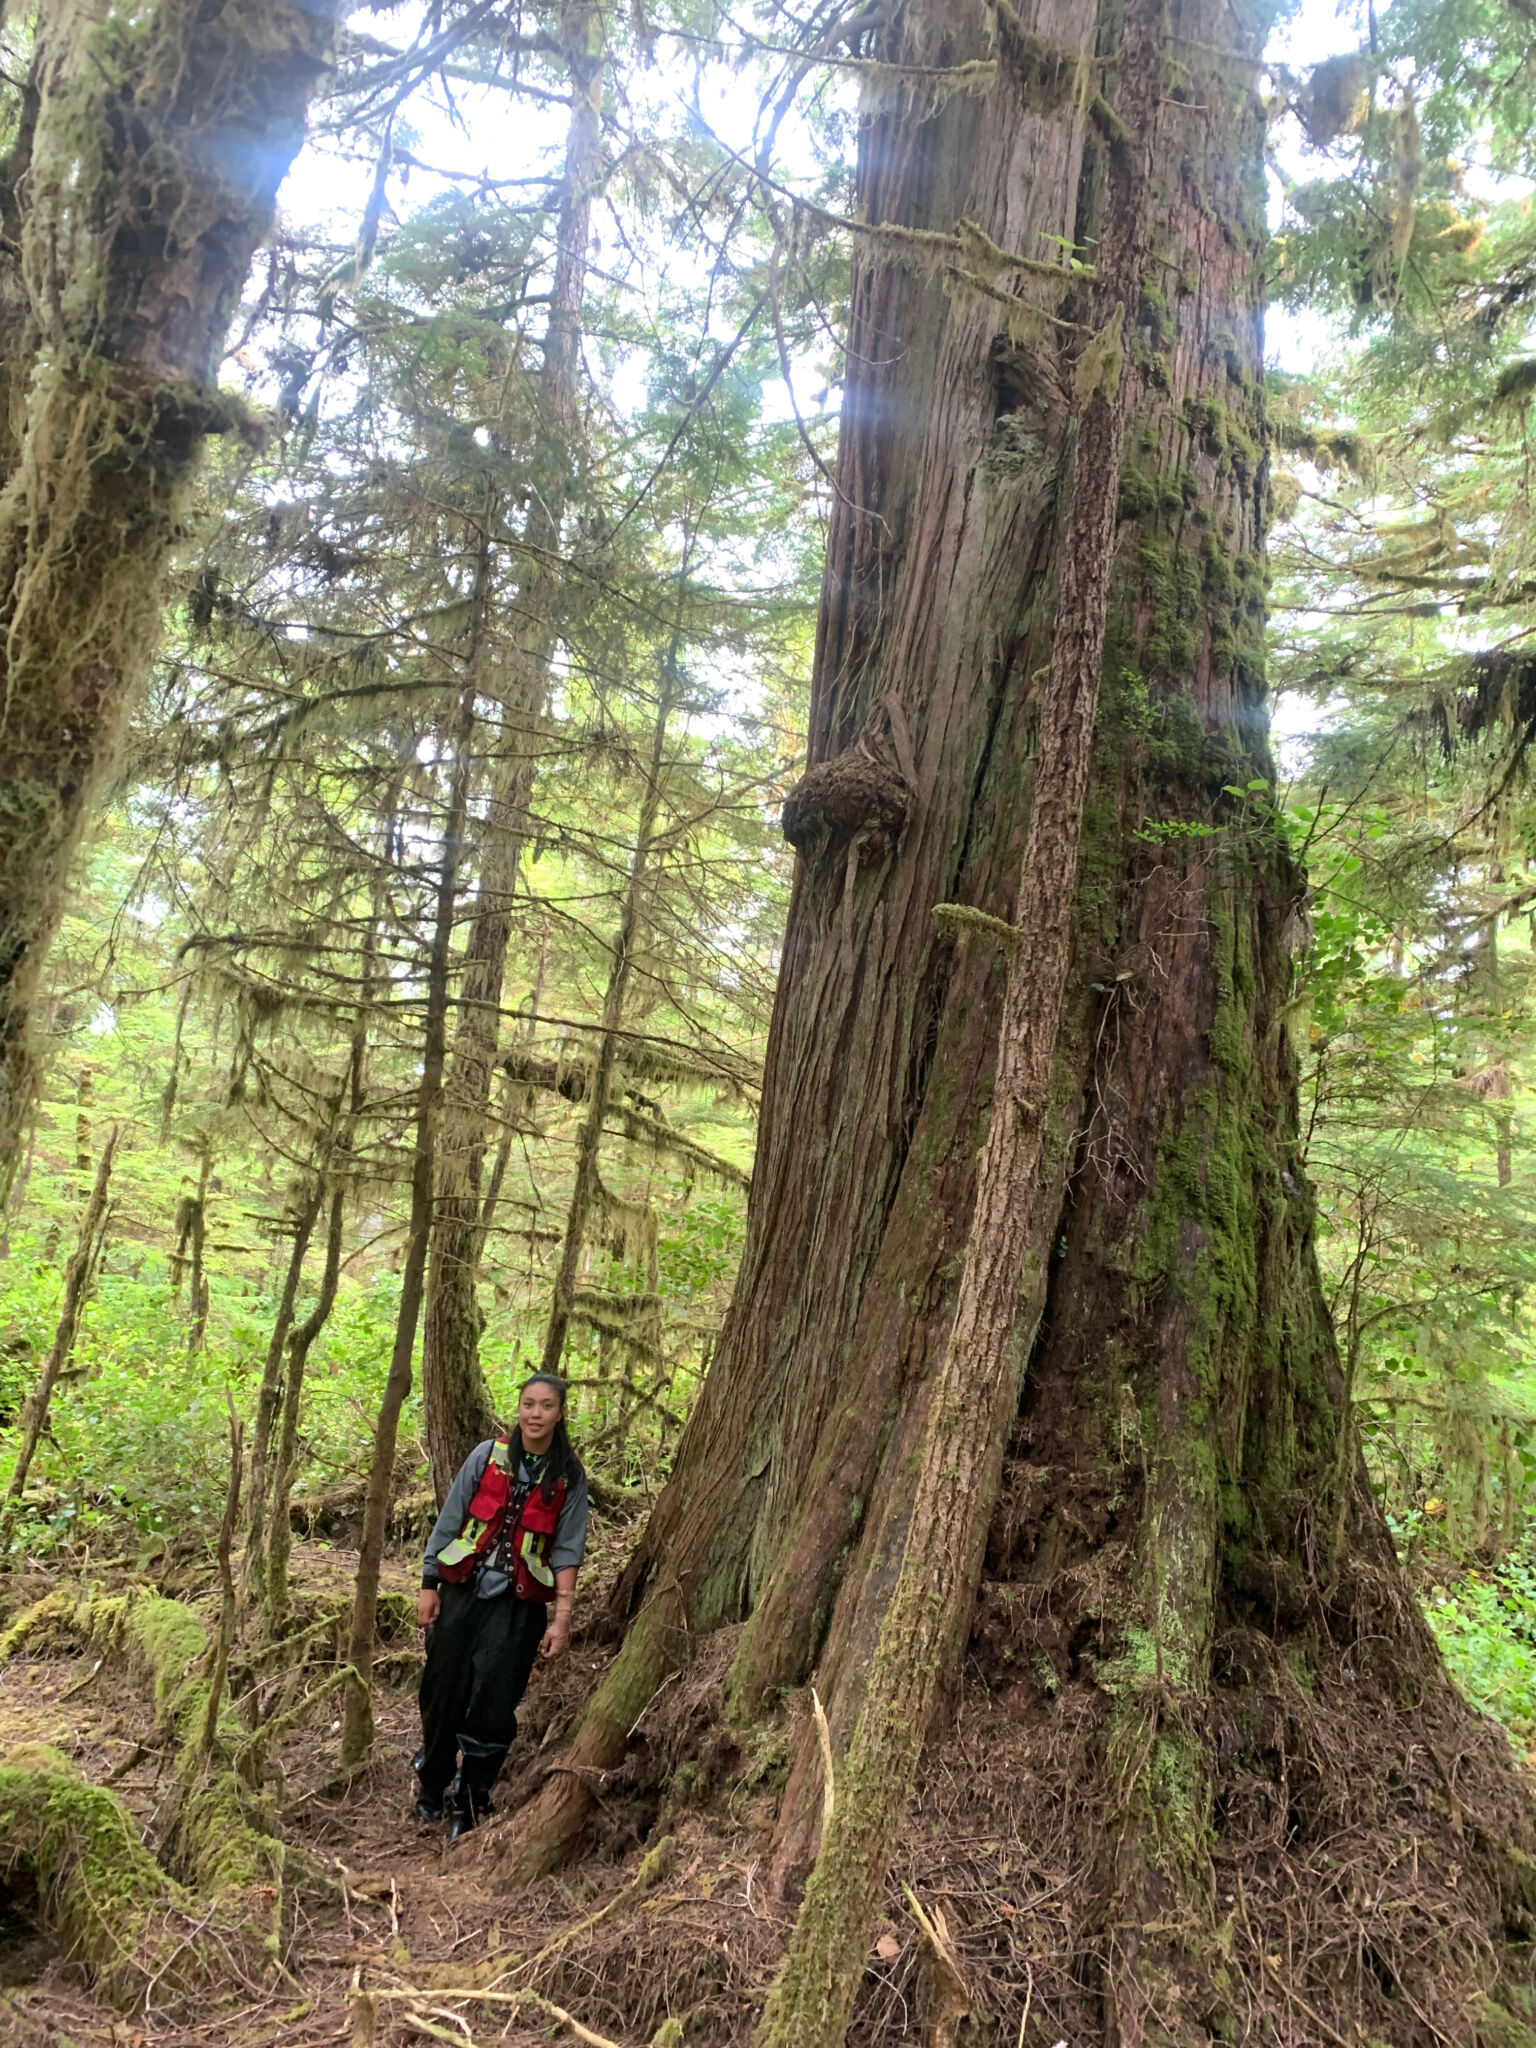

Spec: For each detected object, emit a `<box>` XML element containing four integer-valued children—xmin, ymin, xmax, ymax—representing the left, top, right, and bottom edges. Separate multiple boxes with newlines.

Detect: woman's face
<box><xmin>518</xmin><ymin>1380</ymin><xmax>563</xmax><ymax>1452</ymax></box>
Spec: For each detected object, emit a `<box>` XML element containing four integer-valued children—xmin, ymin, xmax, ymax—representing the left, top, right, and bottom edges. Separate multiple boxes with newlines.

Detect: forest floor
<box><xmin>0</xmin><ymin>1522</ymin><xmax>805</xmax><ymax>2048</ymax></box>
<box><xmin>4</xmin><ymin>1521</ymin><xmax>1533</xmax><ymax>2047</ymax></box>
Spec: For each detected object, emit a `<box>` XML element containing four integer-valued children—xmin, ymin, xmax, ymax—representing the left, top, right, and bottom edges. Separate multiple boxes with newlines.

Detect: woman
<box><xmin>415</xmin><ymin>1371</ymin><xmax>588</xmax><ymax>1837</ymax></box>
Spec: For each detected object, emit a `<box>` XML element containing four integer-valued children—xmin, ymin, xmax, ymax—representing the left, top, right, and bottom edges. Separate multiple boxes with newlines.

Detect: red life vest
<box><xmin>434</xmin><ymin>1435</ymin><xmax>567</xmax><ymax>1601</ymax></box>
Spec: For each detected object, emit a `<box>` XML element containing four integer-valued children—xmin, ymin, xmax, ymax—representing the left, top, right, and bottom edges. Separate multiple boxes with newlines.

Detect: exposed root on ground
<box><xmin>463</xmin><ymin>1554</ymin><xmax>1536</xmax><ymax>2045</ymax></box>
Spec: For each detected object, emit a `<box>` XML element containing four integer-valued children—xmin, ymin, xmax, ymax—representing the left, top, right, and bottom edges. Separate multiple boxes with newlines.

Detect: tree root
<box><xmin>0</xmin><ymin>1741</ymin><xmax>228</xmax><ymax>2007</ymax></box>
<box><xmin>351</xmin><ymin>1979</ymin><xmax>627</xmax><ymax>2048</ymax></box>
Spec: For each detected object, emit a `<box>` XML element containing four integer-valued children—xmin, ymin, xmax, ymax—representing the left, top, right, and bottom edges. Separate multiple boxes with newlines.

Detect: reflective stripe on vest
<box><xmin>433</xmin><ymin>1436</ymin><xmax>513</xmax><ymax>1582</ymax></box>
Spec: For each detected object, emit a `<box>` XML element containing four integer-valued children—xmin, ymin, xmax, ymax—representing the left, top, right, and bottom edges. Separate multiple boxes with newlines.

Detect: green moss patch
<box><xmin>0</xmin><ymin>1742</ymin><xmax>198</xmax><ymax>2006</ymax></box>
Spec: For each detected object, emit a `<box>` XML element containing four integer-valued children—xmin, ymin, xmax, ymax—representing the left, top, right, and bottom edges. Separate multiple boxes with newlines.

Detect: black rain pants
<box><xmin>416</xmin><ymin>1581</ymin><xmax>547</xmax><ymax>1810</ymax></box>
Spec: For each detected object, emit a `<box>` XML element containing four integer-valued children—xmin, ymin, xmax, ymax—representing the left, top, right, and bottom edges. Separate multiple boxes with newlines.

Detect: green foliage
<box><xmin>1425</xmin><ymin>1558</ymin><xmax>1536</xmax><ymax>1753</ymax></box>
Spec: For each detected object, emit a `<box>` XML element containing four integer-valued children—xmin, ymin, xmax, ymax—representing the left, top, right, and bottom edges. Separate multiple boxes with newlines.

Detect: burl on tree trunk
<box><xmin>0</xmin><ymin>0</ymin><xmax>337</xmax><ymax>1182</ymax></box>
<box><xmin>500</xmin><ymin>0</ymin><xmax>1536</xmax><ymax>2040</ymax></box>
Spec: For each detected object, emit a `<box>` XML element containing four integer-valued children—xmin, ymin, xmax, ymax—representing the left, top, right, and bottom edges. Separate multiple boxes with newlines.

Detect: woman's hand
<box><xmin>418</xmin><ymin>1587</ymin><xmax>440</xmax><ymax>1630</ymax></box>
<box><xmin>540</xmin><ymin>1609</ymin><xmax>571</xmax><ymax>1660</ymax></box>
<box><xmin>541</xmin><ymin>1567</ymin><xmax>577</xmax><ymax>1659</ymax></box>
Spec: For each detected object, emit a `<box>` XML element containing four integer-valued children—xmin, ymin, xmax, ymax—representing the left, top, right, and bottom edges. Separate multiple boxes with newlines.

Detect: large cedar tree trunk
<box><xmin>0</xmin><ymin>0</ymin><xmax>337</xmax><ymax>1180</ymax></box>
<box><xmin>501</xmin><ymin>0</ymin><xmax>1535</xmax><ymax>2037</ymax></box>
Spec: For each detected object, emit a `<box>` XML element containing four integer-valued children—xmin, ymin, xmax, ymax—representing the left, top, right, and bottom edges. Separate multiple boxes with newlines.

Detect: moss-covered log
<box><xmin>1</xmin><ymin>1588</ymin><xmax>282</xmax><ymax>1912</ymax></box>
<box><xmin>0</xmin><ymin>0</ymin><xmax>337</xmax><ymax>1176</ymax></box>
<box><xmin>0</xmin><ymin>1741</ymin><xmax>207</xmax><ymax>2007</ymax></box>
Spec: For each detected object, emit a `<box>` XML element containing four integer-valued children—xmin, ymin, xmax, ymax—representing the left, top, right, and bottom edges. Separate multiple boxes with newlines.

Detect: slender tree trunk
<box><xmin>0</xmin><ymin>1097</ymin><xmax>39</xmax><ymax>1256</ymax></box>
<box><xmin>265</xmin><ymin>916</ymin><xmax>376</xmax><ymax>1625</ymax></box>
<box><xmin>0</xmin><ymin>0</ymin><xmax>336</xmax><ymax>1178</ymax></box>
<box><xmin>421</xmin><ymin>0</ymin><xmax>605</xmax><ymax>1497</ymax></box>
<box><xmin>74</xmin><ymin>1064</ymin><xmax>92</xmax><ymax>1186</ymax></box>
<box><xmin>478</xmin><ymin>1068</ymin><xmax>519</xmax><ymax>1244</ymax></box>
<box><xmin>541</xmin><ymin>658</ymin><xmax>677</xmax><ymax>1374</ymax></box>
<box><xmin>2</xmin><ymin>1123</ymin><xmax>118</xmax><ymax>1531</ymax></box>
<box><xmin>158</xmin><ymin>977</ymin><xmax>194</xmax><ymax>1140</ymax></box>
<box><xmin>201</xmin><ymin>1400</ymin><xmax>243</xmax><ymax>1755</ymax></box>
<box><xmin>1499</xmin><ymin>1414</ymin><xmax>1518</xmax><ymax>1555</ymax></box>
<box><xmin>187</xmin><ymin>1144</ymin><xmax>210</xmax><ymax>1352</ymax></box>
<box><xmin>242</xmin><ymin>1175</ymin><xmax>324</xmax><ymax>1603</ymax></box>
<box><xmin>264</xmin><ymin>1178</ymin><xmax>347</xmax><ymax>1625</ymax></box>
<box><xmin>339</xmin><ymin>686</ymin><xmax>475</xmax><ymax>1767</ymax></box>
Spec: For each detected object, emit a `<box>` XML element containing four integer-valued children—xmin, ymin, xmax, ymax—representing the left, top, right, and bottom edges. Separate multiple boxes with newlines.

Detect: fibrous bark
<box><xmin>753</xmin><ymin>0</ymin><xmax>1161</xmax><ymax>2026</ymax></box>
<box><xmin>0</xmin><ymin>0</ymin><xmax>337</xmax><ymax>1183</ymax></box>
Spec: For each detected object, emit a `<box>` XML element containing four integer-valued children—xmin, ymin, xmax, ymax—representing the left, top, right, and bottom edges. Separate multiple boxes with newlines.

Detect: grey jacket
<box><xmin>422</xmin><ymin>1439</ymin><xmax>589</xmax><ymax>1601</ymax></box>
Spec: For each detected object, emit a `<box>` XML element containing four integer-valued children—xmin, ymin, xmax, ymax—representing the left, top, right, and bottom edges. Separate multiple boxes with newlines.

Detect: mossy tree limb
<box><xmin>0</xmin><ymin>0</ymin><xmax>337</xmax><ymax>1180</ymax></box>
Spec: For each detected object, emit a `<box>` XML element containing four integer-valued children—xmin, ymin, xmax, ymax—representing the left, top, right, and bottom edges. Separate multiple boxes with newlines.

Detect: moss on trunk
<box><xmin>0</xmin><ymin>0</ymin><xmax>336</xmax><ymax>1175</ymax></box>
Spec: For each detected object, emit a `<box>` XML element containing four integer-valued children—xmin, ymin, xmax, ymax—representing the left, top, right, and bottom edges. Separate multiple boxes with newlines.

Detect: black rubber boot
<box><xmin>448</xmin><ymin>1734</ymin><xmax>506</xmax><ymax>1840</ymax></box>
<box><xmin>413</xmin><ymin>1748</ymin><xmax>448</xmax><ymax>1822</ymax></box>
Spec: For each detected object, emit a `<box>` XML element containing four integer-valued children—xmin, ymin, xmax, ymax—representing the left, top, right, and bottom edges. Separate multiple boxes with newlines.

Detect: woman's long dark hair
<box><xmin>510</xmin><ymin>1371</ymin><xmax>583</xmax><ymax>1502</ymax></box>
